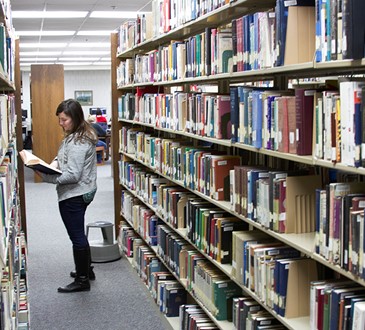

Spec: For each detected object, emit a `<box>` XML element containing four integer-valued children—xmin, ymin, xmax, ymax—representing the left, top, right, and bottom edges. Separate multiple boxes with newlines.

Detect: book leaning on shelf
<box><xmin>19</xmin><ymin>149</ymin><xmax>62</xmax><ymax>175</ymax></box>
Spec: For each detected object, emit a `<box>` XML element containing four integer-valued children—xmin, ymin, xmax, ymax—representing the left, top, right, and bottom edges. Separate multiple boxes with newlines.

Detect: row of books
<box><xmin>231</xmin><ymin>166</ymin><xmax>320</xmax><ymax>234</ymax></box>
<box><xmin>117</xmin><ymin>13</ymin><xmax>153</xmax><ymax>53</ymax></box>
<box><xmin>231</xmin><ymin>230</ymin><xmax>319</xmax><ymax>319</ymax></box>
<box><xmin>0</xmin><ymin>23</ymin><xmax>15</xmax><ymax>83</ymax></box>
<box><xmin>118</xmin><ymin>0</ymin><xmax>321</xmax><ymax>78</ymax></box>
<box><xmin>232</xmin><ymin>297</ymin><xmax>285</xmax><ymax>330</ymax></box>
<box><xmin>119</xmin><ymin>222</ymin><xmax>189</xmax><ymax>317</ymax></box>
<box><xmin>119</xmin><ymin>129</ymin><xmax>240</xmax><ymax>201</ymax></box>
<box><xmin>118</xmin><ymin>91</ymin><xmax>233</xmax><ymax>141</ymax></box>
<box><xmin>315</xmin><ymin>180</ymin><xmax>365</xmax><ymax>273</ymax></box>
<box><xmin>120</xmin><ymin>171</ymin><xmax>247</xmax><ymax>266</ymax></box>
<box><xmin>121</xmin><ymin>191</ymin><xmax>162</xmax><ymax>246</ymax></box>
<box><xmin>119</xmin><ymin>77</ymin><xmax>365</xmax><ymax>167</ymax></box>
<box><xmin>117</xmin><ymin>0</ymin><xmax>365</xmax><ymax>87</ymax></box>
<box><xmin>117</xmin><ymin>1</ymin><xmax>239</xmax><ymax>55</ymax></box>
<box><xmin>315</xmin><ymin>0</ymin><xmax>365</xmax><ymax>62</ymax></box>
<box><xmin>179</xmin><ymin>304</ymin><xmax>219</xmax><ymax>330</ymax></box>
<box><xmin>1</xmin><ymin>170</ymin><xmax>29</xmax><ymax>330</ymax></box>
<box><xmin>151</xmin><ymin>0</ymin><xmax>234</xmax><ymax>39</ymax></box>
<box><xmin>117</xmin><ymin>4</ymin><xmax>303</xmax><ymax>87</ymax></box>
<box><xmin>310</xmin><ymin>279</ymin><xmax>365</xmax><ymax>330</ymax></box>
<box><xmin>314</xmin><ymin>79</ymin><xmax>365</xmax><ymax>168</ymax></box>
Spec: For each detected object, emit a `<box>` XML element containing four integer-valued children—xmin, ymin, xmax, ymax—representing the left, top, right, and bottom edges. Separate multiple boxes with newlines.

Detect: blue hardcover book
<box><xmin>277</xmin><ymin>259</ymin><xmax>292</xmax><ymax>317</ymax></box>
<box><xmin>165</xmin><ymin>286</ymin><xmax>187</xmax><ymax>317</ymax></box>
<box><xmin>247</xmin><ymin>169</ymin><xmax>268</xmax><ymax>220</ymax></box>
<box><xmin>266</xmin><ymin>95</ymin><xmax>277</xmax><ymax>150</ymax></box>
<box><xmin>149</xmin><ymin>215</ymin><xmax>161</xmax><ymax>246</ymax></box>
<box><xmin>252</xmin><ymin>90</ymin><xmax>263</xmax><ymax>149</ymax></box>
<box><xmin>325</xmin><ymin>0</ymin><xmax>331</xmax><ymax>61</ymax></box>
<box><xmin>315</xmin><ymin>0</ymin><xmax>322</xmax><ymax>62</ymax></box>
<box><xmin>230</xmin><ymin>86</ymin><xmax>239</xmax><ymax>143</ymax></box>
<box><xmin>243</xmin><ymin>15</ymin><xmax>253</xmax><ymax>71</ymax></box>
<box><xmin>354</xmin><ymin>94</ymin><xmax>362</xmax><ymax>168</ymax></box>
<box><xmin>274</xmin><ymin>0</ymin><xmax>287</xmax><ymax>67</ymax></box>
<box><xmin>253</xmin><ymin>13</ymin><xmax>259</xmax><ymax>70</ymax></box>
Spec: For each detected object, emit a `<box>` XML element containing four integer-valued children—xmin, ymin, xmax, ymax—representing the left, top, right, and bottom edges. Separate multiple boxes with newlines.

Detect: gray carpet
<box><xmin>24</xmin><ymin>160</ymin><xmax>172</xmax><ymax>330</ymax></box>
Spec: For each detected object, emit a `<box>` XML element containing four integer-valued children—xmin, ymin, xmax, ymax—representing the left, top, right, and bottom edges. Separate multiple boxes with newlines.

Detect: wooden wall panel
<box><xmin>31</xmin><ymin>64</ymin><xmax>64</xmax><ymax>182</ymax></box>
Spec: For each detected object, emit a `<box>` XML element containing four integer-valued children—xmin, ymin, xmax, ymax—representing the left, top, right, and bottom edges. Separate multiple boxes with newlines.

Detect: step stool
<box><xmin>86</xmin><ymin>221</ymin><xmax>121</xmax><ymax>263</ymax></box>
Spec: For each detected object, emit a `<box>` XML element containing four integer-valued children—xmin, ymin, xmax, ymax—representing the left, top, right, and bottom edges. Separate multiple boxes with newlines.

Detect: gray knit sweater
<box><xmin>41</xmin><ymin>133</ymin><xmax>97</xmax><ymax>202</ymax></box>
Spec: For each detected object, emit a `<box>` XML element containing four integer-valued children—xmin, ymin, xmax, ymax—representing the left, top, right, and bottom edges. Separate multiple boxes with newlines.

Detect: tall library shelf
<box><xmin>0</xmin><ymin>1</ymin><xmax>29</xmax><ymax>329</ymax></box>
<box><xmin>111</xmin><ymin>0</ymin><xmax>365</xmax><ymax>329</ymax></box>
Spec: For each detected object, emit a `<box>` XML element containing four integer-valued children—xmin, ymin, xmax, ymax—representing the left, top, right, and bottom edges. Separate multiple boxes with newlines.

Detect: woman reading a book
<box><xmin>38</xmin><ymin>98</ymin><xmax>98</xmax><ymax>293</ymax></box>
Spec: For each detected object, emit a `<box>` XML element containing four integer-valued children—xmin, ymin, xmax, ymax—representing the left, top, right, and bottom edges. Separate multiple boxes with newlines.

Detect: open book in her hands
<box><xmin>19</xmin><ymin>149</ymin><xmax>62</xmax><ymax>175</ymax></box>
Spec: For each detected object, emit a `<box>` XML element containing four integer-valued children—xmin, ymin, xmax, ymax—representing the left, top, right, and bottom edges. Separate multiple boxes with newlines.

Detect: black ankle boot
<box><xmin>70</xmin><ymin>266</ymin><xmax>95</xmax><ymax>280</ymax></box>
<box><xmin>59</xmin><ymin>248</ymin><xmax>91</xmax><ymax>293</ymax></box>
<box><xmin>58</xmin><ymin>277</ymin><xmax>90</xmax><ymax>293</ymax></box>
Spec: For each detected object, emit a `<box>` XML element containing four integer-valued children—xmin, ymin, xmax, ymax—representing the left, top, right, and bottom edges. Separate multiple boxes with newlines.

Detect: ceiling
<box><xmin>10</xmin><ymin>0</ymin><xmax>152</xmax><ymax>70</ymax></box>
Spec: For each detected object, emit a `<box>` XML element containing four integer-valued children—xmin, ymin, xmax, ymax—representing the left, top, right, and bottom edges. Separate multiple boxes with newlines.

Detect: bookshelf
<box><xmin>0</xmin><ymin>1</ymin><xmax>29</xmax><ymax>329</ymax></box>
<box><xmin>111</xmin><ymin>0</ymin><xmax>365</xmax><ymax>329</ymax></box>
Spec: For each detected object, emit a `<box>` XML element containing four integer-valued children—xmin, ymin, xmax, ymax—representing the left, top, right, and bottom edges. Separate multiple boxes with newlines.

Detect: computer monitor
<box><xmin>89</xmin><ymin>107</ymin><xmax>107</xmax><ymax>115</ymax></box>
<box><xmin>22</xmin><ymin>109</ymin><xmax>28</xmax><ymax>120</ymax></box>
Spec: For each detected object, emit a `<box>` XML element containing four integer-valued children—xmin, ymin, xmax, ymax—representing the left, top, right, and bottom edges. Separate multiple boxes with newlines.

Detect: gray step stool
<box><xmin>87</xmin><ymin>221</ymin><xmax>121</xmax><ymax>263</ymax></box>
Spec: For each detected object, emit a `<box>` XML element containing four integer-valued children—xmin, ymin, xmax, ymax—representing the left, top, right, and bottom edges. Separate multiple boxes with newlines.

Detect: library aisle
<box><xmin>23</xmin><ymin>159</ymin><xmax>171</xmax><ymax>330</ymax></box>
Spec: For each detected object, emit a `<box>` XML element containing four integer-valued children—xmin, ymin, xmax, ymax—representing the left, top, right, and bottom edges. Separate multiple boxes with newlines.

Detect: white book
<box><xmin>353</xmin><ymin>301</ymin><xmax>365</xmax><ymax>330</ymax></box>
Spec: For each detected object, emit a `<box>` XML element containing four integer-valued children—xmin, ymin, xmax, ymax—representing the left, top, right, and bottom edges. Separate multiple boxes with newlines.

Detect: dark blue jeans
<box><xmin>59</xmin><ymin>195</ymin><xmax>89</xmax><ymax>250</ymax></box>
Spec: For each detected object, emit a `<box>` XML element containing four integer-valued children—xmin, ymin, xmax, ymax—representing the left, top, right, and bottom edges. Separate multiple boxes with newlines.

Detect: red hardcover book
<box><xmin>277</xmin><ymin>96</ymin><xmax>289</xmax><ymax>153</ymax></box>
<box><xmin>278</xmin><ymin>178</ymin><xmax>287</xmax><ymax>233</ymax></box>
<box><xmin>236</xmin><ymin>17</ymin><xmax>243</xmax><ymax>72</ymax></box>
<box><xmin>216</xmin><ymin>94</ymin><xmax>231</xmax><ymax>139</ymax></box>
<box><xmin>210</xmin><ymin>155</ymin><xmax>241</xmax><ymax>201</ymax></box>
<box><xmin>287</xmin><ymin>96</ymin><xmax>297</xmax><ymax>154</ymax></box>
<box><xmin>295</xmin><ymin>89</ymin><xmax>314</xmax><ymax>154</ymax></box>
<box><xmin>162</xmin><ymin>0</ymin><xmax>171</xmax><ymax>33</ymax></box>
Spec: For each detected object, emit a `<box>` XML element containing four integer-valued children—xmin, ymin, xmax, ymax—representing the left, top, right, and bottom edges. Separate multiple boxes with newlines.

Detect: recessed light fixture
<box><xmin>68</xmin><ymin>42</ymin><xmax>110</xmax><ymax>48</ymax></box>
<box><xmin>77</xmin><ymin>31</ymin><xmax>115</xmax><ymax>36</ymax></box>
<box><xmin>16</xmin><ymin>31</ymin><xmax>75</xmax><ymax>36</ymax></box>
<box><xmin>89</xmin><ymin>11</ymin><xmax>140</xmax><ymax>18</ymax></box>
<box><xmin>20</xmin><ymin>51</ymin><xmax>62</xmax><ymax>56</ymax></box>
<box><xmin>20</xmin><ymin>43</ymin><xmax>68</xmax><ymax>48</ymax></box>
<box><xmin>63</xmin><ymin>51</ymin><xmax>110</xmax><ymax>56</ymax></box>
<box><xmin>12</xmin><ymin>11</ymin><xmax>88</xmax><ymax>18</ymax></box>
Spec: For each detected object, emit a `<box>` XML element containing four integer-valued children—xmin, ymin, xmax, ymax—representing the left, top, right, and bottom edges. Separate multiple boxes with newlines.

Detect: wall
<box><xmin>21</xmin><ymin>68</ymin><xmax>111</xmax><ymax>130</ymax></box>
<box><xmin>64</xmin><ymin>70</ymin><xmax>112</xmax><ymax>121</ymax></box>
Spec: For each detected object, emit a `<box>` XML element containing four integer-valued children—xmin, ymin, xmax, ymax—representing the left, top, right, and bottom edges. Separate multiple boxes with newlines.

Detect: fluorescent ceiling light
<box><xmin>77</xmin><ymin>31</ymin><xmax>114</xmax><ymax>36</ymax></box>
<box><xmin>68</xmin><ymin>42</ymin><xmax>110</xmax><ymax>48</ymax></box>
<box><xmin>20</xmin><ymin>43</ymin><xmax>67</xmax><ymax>48</ymax></box>
<box><xmin>89</xmin><ymin>11</ymin><xmax>138</xmax><ymax>18</ymax></box>
<box><xmin>17</xmin><ymin>31</ymin><xmax>75</xmax><ymax>36</ymax></box>
<box><xmin>59</xmin><ymin>57</ymin><xmax>102</xmax><ymax>61</ymax></box>
<box><xmin>20</xmin><ymin>58</ymin><xmax>58</xmax><ymax>62</ymax></box>
<box><xmin>12</xmin><ymin>11</ymin><xmax>88</xmax><ymax>18</ymax></box>
<box><xmin>20</xmin><ymin>51</ymin><xmax>62</xmax><ymax>56</ymax></box>
<box><xmin>93</xmin><ymin>62</ymin><xmax>111</xmax><ymax>66</ymax></box>
<box><xmin>63</xmin><ymin>51</ymin><xmax>109</xmax><ymax>55</ymax></box>
<box><xmin>60</xmin><ymin>62</ymin><xmax>93</xmax><ymax>66</ymax></box>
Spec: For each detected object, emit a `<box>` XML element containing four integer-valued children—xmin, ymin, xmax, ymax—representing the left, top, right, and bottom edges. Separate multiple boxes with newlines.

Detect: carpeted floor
<box><xmin>23</xmin><ymin>159</ymin><xmax>172</xmax><ymax>330</ymax></box>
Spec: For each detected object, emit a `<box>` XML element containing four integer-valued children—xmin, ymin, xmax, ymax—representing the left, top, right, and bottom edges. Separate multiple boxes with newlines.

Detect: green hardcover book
<box><xmin>0</xmin><ymin>24</ymin><xmax>6</xmax><ymax>73</ymax></box>
<box><xmin>195</xmin><ymin>33</ymin><xmax>201</xmax><ymax>77</ymax></box>
<box><xmin>213</xmin><ymin>278</ymin><xmax>242</xmax><ymax>321</ymax></box>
